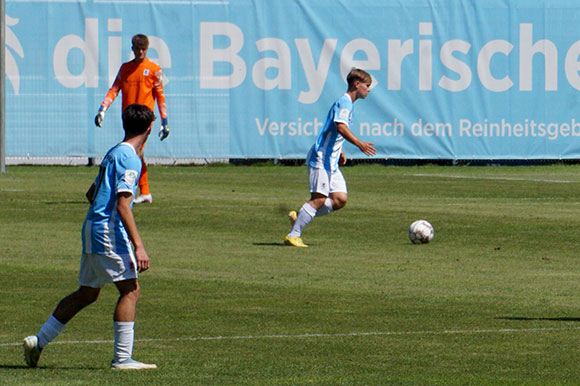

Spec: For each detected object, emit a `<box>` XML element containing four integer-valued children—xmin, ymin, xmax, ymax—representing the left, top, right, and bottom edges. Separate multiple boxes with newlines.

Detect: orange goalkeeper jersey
<box><xmin>101</xmin><ymin>58</ymin><xmax>167</xmax><ymax>119</ymax></box>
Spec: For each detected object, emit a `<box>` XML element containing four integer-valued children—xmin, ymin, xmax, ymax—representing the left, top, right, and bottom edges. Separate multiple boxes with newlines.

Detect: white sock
<box><xmin>315</xmin><ymin>198</ymin><xmax>333</xmax><ymax>217</ymax></box>
<box><xmin>113</xmin><ymin>321</ymin><xmax>135</xmax><ymax>362</ymax></box>
<box><xmin>288</xmin><ymin>203</ymin><xmax>316</xmax><ymax>237</ymax></box>
<box><xmin>37</xmin><ymin>315</ymin><xmax>66</xmax><ymax>349</ymax></box>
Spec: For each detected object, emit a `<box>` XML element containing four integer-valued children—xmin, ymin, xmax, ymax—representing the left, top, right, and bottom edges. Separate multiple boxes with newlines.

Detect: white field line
<box><xmin>3</xmin><ymin>326</ymin><xmax>580</xmax><ymax>347</ymax></box>
<box><xmin>412</xmin><ymin>173</ymin><xmax>579</xmax><ymax>184</ymax></box>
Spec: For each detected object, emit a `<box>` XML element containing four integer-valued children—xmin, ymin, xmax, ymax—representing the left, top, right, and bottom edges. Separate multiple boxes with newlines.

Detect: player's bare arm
<box><xmin>336</xmin><ymin>122</ymin><xmax>376</xmax><ymax>157</ymax></box>
<box><xmin>117</xmin><ymin>192</ymin><xmax>150</xmax><ymax>272</ymax></box>
<box><xmin>339</xmin><ymin>150</ymin><xmax>347</xmax><ymax>166</ymax></box>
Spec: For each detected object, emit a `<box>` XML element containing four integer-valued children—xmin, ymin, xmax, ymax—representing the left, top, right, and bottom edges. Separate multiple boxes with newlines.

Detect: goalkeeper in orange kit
<box><xmin>95</xmin><ymin>34</ymin><xmax>169</xmax><ymax>204</ymax></box>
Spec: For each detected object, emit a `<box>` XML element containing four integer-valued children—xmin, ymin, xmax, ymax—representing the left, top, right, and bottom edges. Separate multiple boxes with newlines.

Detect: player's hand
<box><xmin>94</xmin><ymin>107</ymin><xmax>106</xmax><ymax>127</ymax></box>
<box><xmin>134</xmin><ymin>246</ymin><xmax>150</xmax><ymax>272</ymax></box>
<box><xmin>339</xmin><ymin>151</ymin><xmax>347</xmax><ymax>166</ymax></box>
<box><xmin>359</xmin><ymin>142</ymin><xmax>376</xmax><ymax>157</ymax></box>
<box><xmin>159</xmin><ymin>118</ymin><xmax>170</xmax><ymax>141</ymax></box>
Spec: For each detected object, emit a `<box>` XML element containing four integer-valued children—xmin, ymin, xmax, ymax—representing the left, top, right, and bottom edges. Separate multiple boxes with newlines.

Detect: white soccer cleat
<box><xmin>134</xmin><ymin>194</ymin><xmax>153</xmax><ymax>204</ymax></box>
<box><xmin>23</xmin><ymin>335</ymin><xmax>42</xmax><ymax>368</ymax></box>
<box><xmin>111</xmin><ymin>358</ymin><xmax>157</xmax><ymax>370</ymax></box>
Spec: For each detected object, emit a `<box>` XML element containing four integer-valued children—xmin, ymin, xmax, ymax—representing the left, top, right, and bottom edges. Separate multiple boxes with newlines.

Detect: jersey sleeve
<box><xmin>115</xmin><ymin>153</ymin><xmax>141</xmax><ymax>195</ymax></box>
<box><xmin>153</xmin><ymin>69</ymin><xmax>168</xmax><ymax>119</ymax></box>
<box><xmin>101</xmin><ymin>70</ymin><xmax>123</xmax><ymax>110</ymax></box>
<box><xmin>333</xmin><ymin>97</ymin><xmax>352</xmax><ymax>127</ymax></box>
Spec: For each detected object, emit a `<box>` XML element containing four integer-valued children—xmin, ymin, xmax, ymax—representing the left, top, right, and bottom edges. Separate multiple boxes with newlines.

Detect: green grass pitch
<box><xmin>2</xmin><ymin>164</ymin><xmax>580</xmax><ymax>385</ymax></box>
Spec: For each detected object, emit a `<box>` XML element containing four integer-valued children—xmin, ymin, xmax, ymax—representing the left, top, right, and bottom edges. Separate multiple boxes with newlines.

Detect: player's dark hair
<box><xmin>132</xmin><ymin>34</ymin><xmax>149</xmax><ymax>49</ymax></box>
<box><xmin>122</xmin><ymin>104</ymin><xmax>155</xmax><ymax>136</ymax></box>
<box><xmin>347</xmin><ymin>68</ymin><xmax>372</xmax><ymax>90</ymax></box>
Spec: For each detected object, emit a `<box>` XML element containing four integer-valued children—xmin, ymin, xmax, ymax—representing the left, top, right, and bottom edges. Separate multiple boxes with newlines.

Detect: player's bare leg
<box><xmin>24</xmin><ymin>286</ymin><xmax>100</xmax><ymax>368</ymax></box>
<box><xmin>110</xmin><ymin>279</ymin><xmax>156</xmax><ymax>370</ymax></box>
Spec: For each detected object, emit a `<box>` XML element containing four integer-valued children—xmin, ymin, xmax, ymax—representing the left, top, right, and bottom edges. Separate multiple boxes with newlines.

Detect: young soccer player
<box><xmin>24</xmin><ymin>104</ymin><xmax>157</xmax><ymax>370</ymax></box>
<box><xmin>285</xmin><ymin>68</ymin><xmax>376</xmax><ymax>247</ymax></box>
<box><xmin>95</xmin><ymin>34</ymin><xmax>169</xmax><ymax>204</ymax></box>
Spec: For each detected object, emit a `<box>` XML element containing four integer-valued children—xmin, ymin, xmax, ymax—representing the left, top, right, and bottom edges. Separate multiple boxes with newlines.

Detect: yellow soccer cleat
<box><xmin>285</xmin><ymin>235</ymin><xmax>308</xmax><ymax>247</ymax></box>
<box><xmin>288</xmin><ymin>210</ymin><xmax>297</xmax><ymax>226</ymax></box>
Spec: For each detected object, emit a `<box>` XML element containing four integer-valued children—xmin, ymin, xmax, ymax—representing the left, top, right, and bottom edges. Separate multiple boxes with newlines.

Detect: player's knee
<box><xmin>114</xmin><ymin>280</ymin><xmax>141</xmax><ymax>305</ymax></box>
<box><xmin>125</xmin><ymin>283</ymin><xmax>141</xmax><ymax>301</ymax></box>
<box><xmin>77</xmin><ymin>287</ymin><xmax>100</xmax><ymax>306</ymax></box>
<box><xmin>333</xmin><ymin>196</ymin><xmax>347</xmax><ymax>210</ymax></box>
<box><xmin>133</xmin><ymin>284</ymin><xmax>141</xmax><ymax>299</ymax></box>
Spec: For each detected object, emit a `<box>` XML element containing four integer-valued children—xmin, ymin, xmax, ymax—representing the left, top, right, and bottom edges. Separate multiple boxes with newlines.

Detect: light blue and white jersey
<box><xmin>82</xmin><ymin>143</ymin><xmax>141</xmax><ymax>255</ymax></box>
<box><xmin>306</xmin><ymin>93</ymin><xmax>353</xmax><ymax>172</ymax></box>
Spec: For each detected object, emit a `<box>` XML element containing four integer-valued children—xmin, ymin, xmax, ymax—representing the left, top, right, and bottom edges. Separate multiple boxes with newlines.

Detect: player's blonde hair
<box><xmin>347</xmin><ymin>68</ymin><xmax>372</xmax><ymax>90</ymax></box>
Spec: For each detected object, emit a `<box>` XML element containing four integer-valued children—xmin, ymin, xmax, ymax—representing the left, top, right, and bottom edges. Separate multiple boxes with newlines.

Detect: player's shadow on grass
<box><xmin>253</xmin><ymin>242</ymin><xmax>287</xmax><ymax>247</ymax></box>
<box><xmin>496</xmin><ymin>316</ymin><xmax>580</xmax><ymax>322</ymax></box>
<box><xmin>45</xmin><ymin>201</ymin><xmax>87</xmax><ymax>205</ymax></box>
<box><xmin>253</xmin><ymin>242</ymin><xmax>319</xmax><ymax>247</ymax></box>
<box><xmin>0</xmin><ymin>364</ymin><xmax>103</xmax><ymax>370</ymax></box>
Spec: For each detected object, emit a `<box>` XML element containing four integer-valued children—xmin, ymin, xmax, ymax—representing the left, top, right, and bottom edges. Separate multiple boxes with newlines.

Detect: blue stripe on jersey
<box><xmin>306</xmin><ymin>94</ymin><xmax>353</xmax><ymax>172</ymax></box>
<box><xmin>82</xmin><ymin>143</ymin><xmax>141</xmax><ymax>255</ymax></box>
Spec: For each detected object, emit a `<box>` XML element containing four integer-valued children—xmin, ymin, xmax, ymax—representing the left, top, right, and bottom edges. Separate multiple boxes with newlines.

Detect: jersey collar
<box><xmin>120</xmin><ymin>142</ymin><xmax>138</xmax><ymax>154</ymax></box>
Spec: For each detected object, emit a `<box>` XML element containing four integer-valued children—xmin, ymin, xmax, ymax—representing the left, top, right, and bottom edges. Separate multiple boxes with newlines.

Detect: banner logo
<box><xmin>5</xmin><ymin>15</ymin><xmax>24</xmax><ymax>95</ymax></box>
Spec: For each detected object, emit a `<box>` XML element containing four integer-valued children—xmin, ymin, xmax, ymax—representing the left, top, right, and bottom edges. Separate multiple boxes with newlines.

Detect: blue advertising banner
<box><xmin>4</xmin><ymin>0</ymin><xmax>580</xmax><ymax>159</ymax></box>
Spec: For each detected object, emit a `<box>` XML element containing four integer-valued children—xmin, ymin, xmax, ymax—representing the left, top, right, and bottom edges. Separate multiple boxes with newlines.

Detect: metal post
<box><xmin>0</xmin><ymin>0</ymin><xmax>6</xmax><ymax>173</ymax></box>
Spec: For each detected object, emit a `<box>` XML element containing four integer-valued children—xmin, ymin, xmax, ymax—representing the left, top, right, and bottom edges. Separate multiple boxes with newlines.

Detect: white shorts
<box><xmin>78</xmin><ymin>252</ymin><xmax>138</xmax><ymax>288</ymax></box>
<box><xmin>308</xmin><ymin>167</ymin><xmax>347</xmax><ymax>196</ymax></box>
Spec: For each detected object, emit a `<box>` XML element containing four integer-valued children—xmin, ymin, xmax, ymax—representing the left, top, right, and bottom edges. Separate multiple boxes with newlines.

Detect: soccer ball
<box><xmin>408</xmin><ymin>220</ymin><xmax>434</xmax><ymax>244</ymax></box>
